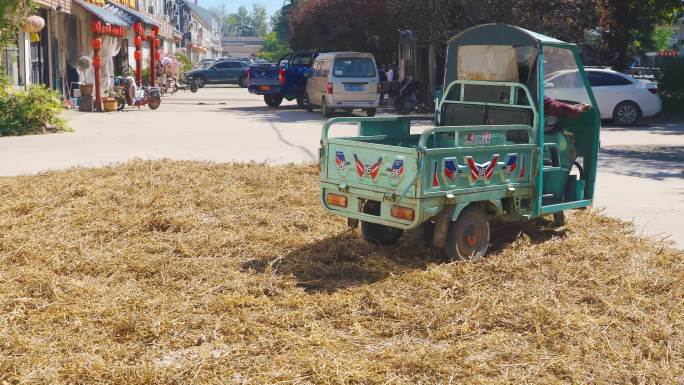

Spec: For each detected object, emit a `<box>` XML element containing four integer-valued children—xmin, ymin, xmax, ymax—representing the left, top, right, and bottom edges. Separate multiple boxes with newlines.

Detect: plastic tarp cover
<box><xmin>457</xmin><ymin>45</ymin><xmax>519</xmax><ymax>82</ymax></box>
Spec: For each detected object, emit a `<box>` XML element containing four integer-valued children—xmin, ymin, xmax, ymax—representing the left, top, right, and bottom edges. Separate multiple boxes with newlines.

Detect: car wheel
<box><xmin>264</xmin><ymin>94</ymin><xmax>283</xmax><ymax>107</ymax></box>
<box><xmin>366</xmin><ymin>108</ymin><xmax>377</xmax><ymax>117</ymax></box>
<box><xmin>238</xmin><ymin>77</ymin><xmax>247</xmax><ymax>88</ymax></box>
<box><xmin>613</xmin><ymin>101</ymin><xmax>641</xmax><ymax>126</ymax></box>
<box><xmin>148</xmin><ymin>96</ymin><xmax>161</xmax><ymax>110</ymax></box>
<box><xmin>322</xmin><ymin>98</ymin><xmax>334</xmax><ymax>118</ymax></box>
<box><xmin>195</xmin><ymin>76</ymin><xmax>206</xmax><ymax>88</ymax></box>
<box><xmin>305</xmin><ymin>93</ymin><xmax>314</xmax><ymax>112</ymax></box>
<box><xmin>360</xmin><ymin>201</ymin><xmax>404</xmax><ymax>245</ymax></box>
<box><xmin>444</xmin><ymin>205</ymin><xmax>490</xmax><ymax>261</ymax></box>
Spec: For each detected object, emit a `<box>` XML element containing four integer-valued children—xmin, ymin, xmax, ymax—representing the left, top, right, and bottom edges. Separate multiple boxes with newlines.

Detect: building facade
<box><xmin>221</xmin><ymin>36</ymin><xmax>264</xmax><ymax>59</ymax></box>
<box><xmin>177</xmin><ymin>0</ymin><xmax>221</xmax><ymax>64</ymax></box>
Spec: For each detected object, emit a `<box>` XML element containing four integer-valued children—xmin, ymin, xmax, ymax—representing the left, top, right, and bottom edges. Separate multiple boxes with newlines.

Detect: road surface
<box><xmin>1</xmin><ymin>86</ymin><xmax>682</xmax><ymax>248</ymax></box>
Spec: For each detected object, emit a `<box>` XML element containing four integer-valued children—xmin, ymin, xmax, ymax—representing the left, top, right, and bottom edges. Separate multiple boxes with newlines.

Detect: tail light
<box><xmin>246</xmin><ymin>68</ymin><xmax>251</xmax><ymax>81</ymax></box>
<box><xmin>648</xmin><ymin>87</ymin><xmax>658</xmax><ymax>94</ymax></box>
<box><xmin>391</xmin><ymin>206</ymin><xmax>415</xmax><ymax>221</ymax></box>
<box><xmin>327</xmin><ymin>82</ymin><xmax>334</xmax><ymax>94</ymax></box>
<box><xmin>278</xmin><ymin>68</ymin><xmax>286</xmax><ymax>86</ymax></box>
<box><xmin>376</xmin><ymin>82</ymin><xmax>381</xmax><ymax>94</ymax></box>
<box><xmin>326</xmin><ymin>193</ymin><xmax>347</xmax><ymax>208</ymax></box>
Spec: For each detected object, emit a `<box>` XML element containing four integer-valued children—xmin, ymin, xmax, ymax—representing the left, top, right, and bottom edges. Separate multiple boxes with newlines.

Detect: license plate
<box><xmin>344</xmin><ymin>84</ymin><xmax>364</xmax><ymax>91</ymax></box>
<box><xmin>260</xmin><ymin>85</ymin><xmax>271</xmax><ymax>91</ymax></box>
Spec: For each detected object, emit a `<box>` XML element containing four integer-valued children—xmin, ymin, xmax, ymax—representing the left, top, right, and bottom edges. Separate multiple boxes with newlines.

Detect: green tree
<box><xmin>597</xmin><ymin>0</ymin><xmax>684</xmax><ymax>70</ymax></box>
<box><xmin>258</xmin><ymin>31</ymin><xmax>289</xmax><ymax>62</ymax></box>
<box><xmin>251</xmin><ymin>4</ymin><xmax>268</xmax><ymax>37</ymax></box>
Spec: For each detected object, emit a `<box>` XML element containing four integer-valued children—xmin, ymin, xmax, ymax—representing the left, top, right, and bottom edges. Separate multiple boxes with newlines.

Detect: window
<box><xmin>212</xmin><ymin>62</ymin><xmax>230</xmax><ymax>69</ymax></box>
<box><xmin>542</xmin><ymin>46</ymin><xmax>591</xmax><ymax>104</ymax></box>
<box><xmin>291</xmin><ymin>54</ymin><xmax>313</xmax><ymax>66</ymax></box>
<box><xmin>587</xmin><ymin>71</ymin><xmax>633</xmax><ymax>87</ymax></box>
<box><xmin>333</xmin><ymin>57</ymin><xmax>376</xmax><ymax>78</ymax></box>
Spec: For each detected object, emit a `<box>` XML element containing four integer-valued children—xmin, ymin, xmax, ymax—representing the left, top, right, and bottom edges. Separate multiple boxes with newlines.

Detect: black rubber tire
<box><xmin>612</xmin><ymin>101</ymin><xmax>641</xmax><ymax>126</ymax></box>
<box><xmin>116</xmin><ymin>97</ymin><xmax>125</xmax><ymax>111</ymax></box>
<box><xmin>238</xmin><ymin>77</ymin><xmax>247</xmax><ymax>88</ymax></box>
<box><xmin>148</xmin><ymin>96</ymin><xmax>161</xmax><ymax>110</ymax></box>
<box><xmin>305</xmin><ymin>93</ymin><xmax>314</xmax><ymax>112</ymax></box>
<box><xmin>296</xmin><ymin>96</ymin><xmax>305</xmax><ymax>108</ymax></box>
<box><xmin>264</xmin><ymin>94</ymin><xmax>284</xmax><ymax>107</ymax></box>
<box><xmin>419</xmin><ymin>221</ymin><xmax>435</xmax><ymax>245</ymax></box>
<box><xmin>195</xmin><ymin>76</ymin><xmax>206</xmax><ymax>88</ymax></box>
<box><xmin>190</xmin><ymin>83</ymin><xmax>198</xmax><ymax>93</ymax></box>
<box><xmin>322</xmin><ymin>98</ymin><xmax>334</xmax><ymax>118</ymax></box>
<box><xmin>366</xmin><ymin>108</ymin><xmax>377</xmax><ymax>117</ymax></box>
<box><xmin>444</xmin><ymin>205</ymin><xmax>490</xmax><ymax>261</ymax></box>
<box><xmin>360</xmin><ymin>202</ymin><xmax>403</xmax><ymax>245</ymax></box>
<box><xmin>552</xmin><ymin>211</ymin><xmax>566</xmax><ymax>227</ymax></box>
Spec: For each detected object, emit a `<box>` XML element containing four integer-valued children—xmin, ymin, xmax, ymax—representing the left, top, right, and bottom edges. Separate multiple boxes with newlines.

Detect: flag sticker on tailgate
<box><xmin>388</xmin><ymin>159</ymin><xmax>405</xmax><ymax>180</ymax></box>
<box><xmin>335</xmin><ymin>151</ymin><xmax>350</xmax><ymax>170</ymax></box>
<box><xmin>353</xmin><ymin>154</ymin><xmax>382</xmax><ymax>179</ymax></box>
<box><xmin>466</xmin><ymin>154</ymin><xmax>500</xmax><ymax>182</ymax></box>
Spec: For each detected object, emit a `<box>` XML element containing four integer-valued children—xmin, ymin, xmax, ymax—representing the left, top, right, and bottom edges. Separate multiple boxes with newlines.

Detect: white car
<box><xmin>545</xmin><ymin>68</ymin><xmax>661</xmax><ymax>126</ymax></box>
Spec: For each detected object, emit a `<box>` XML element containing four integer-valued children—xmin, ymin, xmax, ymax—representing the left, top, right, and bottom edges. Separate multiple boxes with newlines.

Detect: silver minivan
<box><xmin>305</xmin><ymin>52</ymin><xmax>380</xmax><ymax>117</ymax></box>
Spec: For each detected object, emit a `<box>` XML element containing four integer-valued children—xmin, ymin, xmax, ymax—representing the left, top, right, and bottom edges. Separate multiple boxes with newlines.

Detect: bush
<box><xmin>660</xmin><ymin>58</ymin><xmax>684</xmax><ymax>118</ymax></box>
<box><xmin>0</xmin><ymin>83</ymin><xmax>69</xmax><ymax>136</ymax></box>
<box><xmin>175</xmin><ymin>52</ymin><xmax>193</xmax><ymax>73</ymax></box>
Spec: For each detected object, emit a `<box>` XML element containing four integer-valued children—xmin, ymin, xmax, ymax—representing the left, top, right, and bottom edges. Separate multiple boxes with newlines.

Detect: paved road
<box><xmin>1</xmin><ymin>87</ymin><xmax>682</xmax><ymax>248</ymax></box>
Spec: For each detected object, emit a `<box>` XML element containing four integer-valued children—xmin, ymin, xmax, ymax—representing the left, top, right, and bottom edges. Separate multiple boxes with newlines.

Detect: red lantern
<box><xmin>93</xmin><ymin>56</ymin><xmax>101</xmax><ymax>67</ymax></box>
<box><xmin>154</xmin><ymin>38</ymin><xmax>160</xmax><ymax>48</ymax></box>
<box><xmin>151</xmin><ymin>25</ymin><xmax>159</xmax><ymax>36</ymax></box>
<box><xmin>92</xmin><ymin>38</ymin><xmax>102</xmax><ymax>50</ymax></box>
<box><xmin>116</xmin><ymin>26</ymin><xmax>122</xmax><ymax>37</ymax></box>
<box><xmin>154</xmin><ymin>51</ymin><xmax>161</xmax><ymax>61</ymax></box>
<box><xmin>92</xmin><ymin>20</ymin><xmax>102</xmax><ymax>34</ymax></box>
<box><xmin>134</xmin><ymin>50</ymin><xmax>142</xmax><ymax>61</ymax></box>
<box><xmin>134</xmin><ymin>22</ymin><xmax>143</xmax><ymax>36</ymax></box>
<box><xmin>134</xmin><ymin>36</ymin><xmax>142</xmax><ymax>47</ymax></box>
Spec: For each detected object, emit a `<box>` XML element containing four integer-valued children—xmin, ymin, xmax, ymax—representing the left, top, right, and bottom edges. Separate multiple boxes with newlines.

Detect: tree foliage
<box><xmin>596</xmin><ymin>0</ymin><xmax>684</xmax><ymax>70</ymax></box>
<box><xmin>0</xmin><ymin>0</ymin><xmax>33</xmax><ymax>53</ymax></box>
<box><xmin>212</xmin><ymin>4</ymin><xmax>270</xmax><ymax>37</ymax></box>
<box><xmin>258</xmin><ymin>32</ymin><xmax>290</xmax><ymax>63</ymax></box>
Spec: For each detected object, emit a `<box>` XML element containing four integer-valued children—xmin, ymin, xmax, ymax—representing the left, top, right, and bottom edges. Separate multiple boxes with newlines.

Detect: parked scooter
<box><xmin>113</xmin><ymin>76</ymin><xmax>161</xmax><ymax>110</ymax></box>
<box><xmin>176</xmin><ymin>73</ymin><xmax>199</xmax><ymax>93</ymax></box>
<box><xmin>394</xmin><ymin>77</ymin><xmax>419</xmax><ymax>114</ymax></box>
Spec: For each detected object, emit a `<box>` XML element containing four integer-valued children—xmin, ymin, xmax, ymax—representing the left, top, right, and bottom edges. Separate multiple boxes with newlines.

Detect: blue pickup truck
<box><xmin>247</xmin><ymin>52</ymin><xmax>318</xmax><ymax>107</ymax></box>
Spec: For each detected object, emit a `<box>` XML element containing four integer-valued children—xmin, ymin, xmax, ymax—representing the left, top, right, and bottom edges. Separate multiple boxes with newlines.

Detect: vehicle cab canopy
<box><xmin>440</xmin><ymin>23</ymin><xmax>600</xmax><ymax>216</ymax></box>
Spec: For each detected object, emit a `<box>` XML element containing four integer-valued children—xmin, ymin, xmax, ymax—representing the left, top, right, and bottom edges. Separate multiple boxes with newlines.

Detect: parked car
<box><xmin>247</xmin><ymin>51</ymin><xmax>318</xmax><ymax>107</ymax></box>
<box><xmin>305</xmin><ymin>52</ymin><xmax>381</xmax><ymax>117</ymax></box>
<box><xmin>185</xmin><ymin>60</ymin><xmax>250</xmax><ymax>88</ymax></box>
<box><xmin>545</xmin><ymin>68</ymin><xmax>661</xmax><ymax>126</ymax></box>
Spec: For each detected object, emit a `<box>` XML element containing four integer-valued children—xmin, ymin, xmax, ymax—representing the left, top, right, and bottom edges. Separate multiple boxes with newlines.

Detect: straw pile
<box><xmin>0</xmin><ymin>160</ymin><xmax>681</xmax><ymax>384</ymax></box>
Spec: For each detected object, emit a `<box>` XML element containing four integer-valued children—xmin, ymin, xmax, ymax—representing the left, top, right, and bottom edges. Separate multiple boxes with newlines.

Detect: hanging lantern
<box><xmin>92</xmin><ymin>38</ymin><xmax>102</xmax><ymax>50</ymax></box>
<box><xmin>154</xmin><ymin>38</ymin><xmax>160</xmax><ymax>49</ymax></box>
<box><xmin>154</xmin><ymin>51</ymin><xmax>161</xmax><ymax>61</ymax></box>
<box><xmin>134</xmin><ymin>36</ymin><xmax>142</xmax><ymax>47</ymax></box>
<box><xmin>105</xmin><ymin>25</ymin><xmax>112</xmax><ymax>35</ymax></box>
<box><xmin>93</xmin><ymin>56</ymin><xmax>101</xmax><ymax>68</ymax></box>
<box><xmin>151</xmin><ymin>25</ymin><xmax>160</xmax><ymax>36</ymax></box>
<box><xmin>134</xmin><ymin>50</ymin><xmax>142</xmax><ymax>61</ymax></box>
<box><xmin>23</xmin><ymin>15</ymin><xmax>46</xmax><ymax>33</ymax></box>
<box><xmin>91</xmin><ymin>20</ymin><xmax>102</xmax><ymax>34</ymax></box>
<box><xmin>134</xmin><ymin>22</ymin><xmax>143</xmax><ymax>36</ymax></box>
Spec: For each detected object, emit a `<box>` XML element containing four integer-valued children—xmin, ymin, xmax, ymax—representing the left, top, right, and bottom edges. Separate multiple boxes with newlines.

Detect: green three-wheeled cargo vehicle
<box><xmin>319</xmin><ymin>24</ymin><xmax>601</xmax><ymax>260</ymax></box>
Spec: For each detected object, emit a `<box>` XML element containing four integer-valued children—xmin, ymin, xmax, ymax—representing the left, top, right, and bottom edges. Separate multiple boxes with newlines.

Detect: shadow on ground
<box><xmin>602</xmin><ymin>120</ymin><xmax>684</xmax><ymax>136</ymax></box>
<box><xmin>242</xmin><ymin>218</ymin><xmax>566</xmax><ymax>293</ymax></box>
<box><xmin>599</xmin><ymin>145</ymin><xmax>684</xmax><ymax>180</ymax></box>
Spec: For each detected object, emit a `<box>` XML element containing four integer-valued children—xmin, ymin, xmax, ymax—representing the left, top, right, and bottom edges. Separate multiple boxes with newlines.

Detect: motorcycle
<box><xmin>113</xmin><ymin>76</ymin><xmax>161</xmax><ymax>110</ymax></box>
<box><xmin>394</xmin><ymin>77</ymin><xmax>420</xmax><ymax>114</ymax></box>
<box><xmin>175</xmin><ymin>73</ymin><xmax>199</xmax><ymax>93</ymax></box>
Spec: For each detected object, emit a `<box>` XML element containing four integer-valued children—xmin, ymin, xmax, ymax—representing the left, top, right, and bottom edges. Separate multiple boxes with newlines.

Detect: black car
<box><xmin>185</xmin><ymin>60</ymin><xmax>250</xmax><ymax>88</ymax></box>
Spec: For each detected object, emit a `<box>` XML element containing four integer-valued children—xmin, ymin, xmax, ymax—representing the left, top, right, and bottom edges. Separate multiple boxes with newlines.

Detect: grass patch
<box><xmin>0</xmin><ymin>160</ymin><xmax>682</xmax><ymax>384</ymax></box>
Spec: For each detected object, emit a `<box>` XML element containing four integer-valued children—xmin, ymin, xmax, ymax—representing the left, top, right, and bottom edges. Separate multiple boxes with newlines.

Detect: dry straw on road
<box><xmin>0</xmin><ymin>160</ymin><xmax>681</xmax><ymax>384</ymax></box>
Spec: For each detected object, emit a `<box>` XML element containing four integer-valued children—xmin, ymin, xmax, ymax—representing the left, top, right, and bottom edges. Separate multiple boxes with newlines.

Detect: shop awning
<box><xmin>105</xmin><ymin>0</ymin><xmax>159</xmax><ymax>27</ymax></box>
<box><xmin>74</xmin><ymin>0</ymin><xmax>128</xmax><ymax>27</ymax></box>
